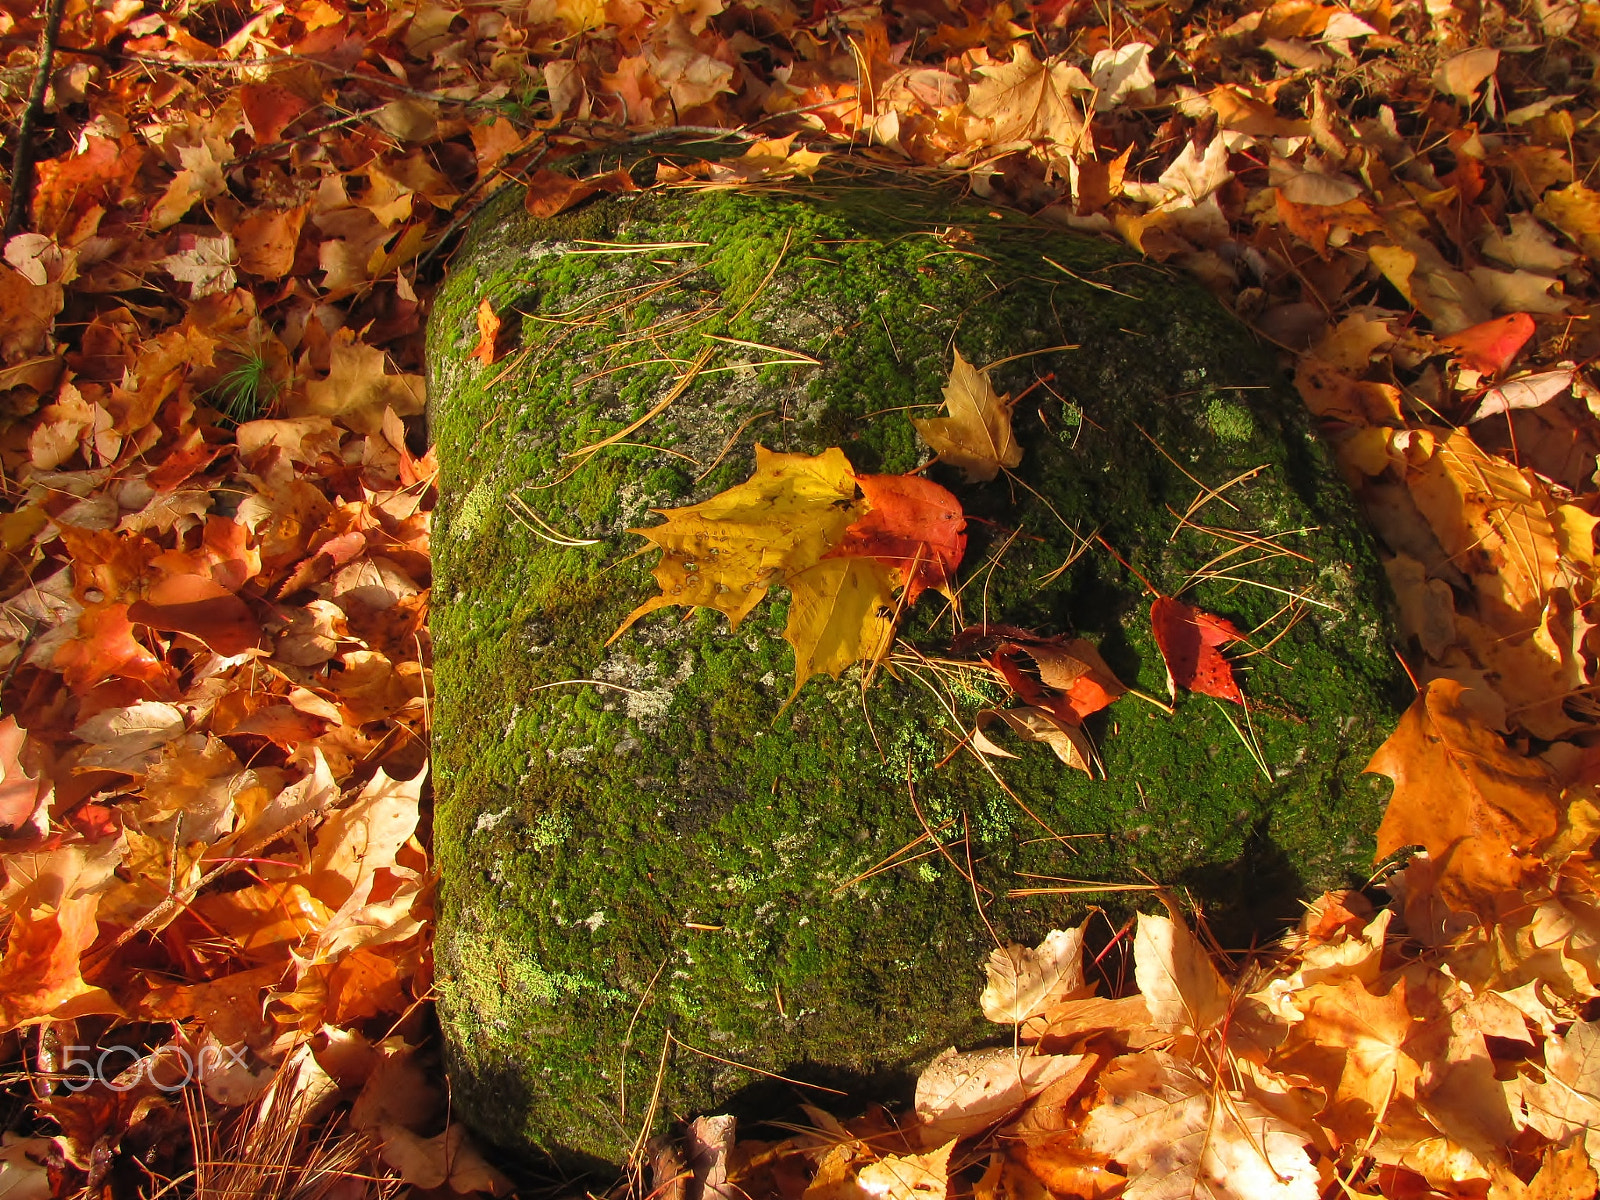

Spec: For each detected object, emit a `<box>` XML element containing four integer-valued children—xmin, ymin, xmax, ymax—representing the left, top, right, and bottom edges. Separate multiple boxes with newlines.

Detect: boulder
<box><xmin>425</xmin><ymin>177</ymin><xmax>1405</xmax><ymax>1171</ymax></box>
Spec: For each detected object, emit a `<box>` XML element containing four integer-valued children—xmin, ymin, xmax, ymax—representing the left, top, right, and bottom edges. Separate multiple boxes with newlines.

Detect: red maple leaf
<box><xmin>1150</xmin><ymin>596</ymin><xmax>1244</xmax><ymax>704</ymax></box>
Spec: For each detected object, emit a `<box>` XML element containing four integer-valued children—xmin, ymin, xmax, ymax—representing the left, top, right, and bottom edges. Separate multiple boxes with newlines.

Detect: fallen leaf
<box><xmin>160</xmin><ymin>234</ymin><xmax>237</xmax><ymax>298</ymax></box>
<box><xmin>379</xmin><ymin>1122</ymin><xmax>510</xmax><ymax>1193</ymax></box>
<box><xmin>978</xmin><ymin>708</ymin><xmax>1094</xmax><ymax>775</ymax></box>
<box><xmin>981</xmin><ymin>926</ymin><xmax>1086</xmax><ymax>1025</ymax></box>
<box><xmin>0</xmin><ymin>718</ymin><xmax>48</xmax><ymax>833</ymax></box>
<box><xmin>1149</xmin><ymin>596</ymin><xmax>1244</xmax><ymax>704</ymax></box>
<box><xmin>783</xmin><ymin>557</ymin><xmax>897</xmax><ymax>696</ymax></box>
<box><xmin>523</xmin><ymin>167</ymin><xmax>637</xmax><ymax>219</ymax></box>
<box><xmin>240</xmin><ymin>82</ymin><xmax>311</xmax><ymax>144</ymax></box>
<box><xmin>912</xmin><ymin>350</ymin><xmax>1022</xmax><ymax>483</ymax></box>
<box><xmin>1080</xmin><ymin>1051</ymin><xmax>1320</xmax><ymax>1200</ymax></box>
<box><xmin>915</xmin><ymin>1047</ymin><xmax>1086</xmax><ymax>1145</ymax></box>
<box><xmin>1089</xmin><ymin>43</ymin><xmax>1154</xmax><ymax>111</ymax></box>
<box><xmin>1294</xmin><ymin>358</ymin><xmax>1404</xmax><ymax>426</ymax></box>
<box><xmin>1522</xmin><ymin>1141</ymin><xmax>1598</xmax><ymax>1200</ymax></box>
<box><xmin>372</xmin><ymin>99</ymin><xmax>437</xmax><ymax>143</ymax></box>
<box><xmin>1310</xmin><ymin>312</ymin><xmax>1395</xmax><ymax>372</ymax></box>
<box><xmin>0</xmin><ymin>895</ymin><xmax>112</xmax><ymax>1029</ymax></box>
<box><xmin>127</xmin><ymin>573</ymin><xmax>260</xmax><ymax>656</ymax></box>
<box><xmin>72</xmin><ymin>701</ymin><xmax>185</xmax><ymax>772</ymax></box>
<box><xmin>1405</xmin><ymin>430</ymin><xmax>1567</xmax><ymax>635</ymax></box>
<box><xmin>1482</xmin><ymin>214</ymin><xmax>1579</xmax><ymax>274</ymax></box>
<box><xmin>1467</xmin><ymin>267</ymin><xmax>1569</xmax><ymax>316</ymax></box>
<box><xmin>1277</xmin><ymin>975</ymin><xmax>1426</xmax><ymax>1141</ymax></box>
<box><xmin>1026</xmin><ymin>994</ymin><xmax>1156</xmax><ymax>1046</ymax></box>
<box><xmin>965</xmin><ymin>45</ymin><xmax>1091</xmax><ymax>150</ymax></box>
<box><xmin>1537</xmin><ymin>183</ymin><xmax>1600</xmax><ymax>261</ymax></box>
<box><xmin>1366</xmin><ymin>678</ymin><xmax>1562</xmax><ymax>913</ymax></box>
<box><xmin>297</xmin><ymin>329</ymin><xmax>426</xmax><ymax>435</ymax></box>
<box><xmin>616</xmin><ymin>446</ymin><xmax>862</xmax><ymax>636</ymax></box>
<box><xmin>985</xmin><ymin>633</ymin><xmax>1128</xmax><ymax>722</ymax></box>
<box><xmin>856</xmin><ymin>1142</ymin><xmax>953</xmax><ymax>1199</ymax></box>
<box><xmin>828</xmin><ymin>473</ymin><xmax>966</xmax><ymax>603</ymax></box>
<box><xmin>1438</xmin><ymin>313</ymin><xmax>1536</xmax><ymax>377</ymax></box>
<box><xmin>234</xmin><ymin>205</ymin><xmax>308</xmax><ymax>280</ymax></box>
<box><xmin>470</xmin><ymin>298</ymin><xmax>502</xmax><ymax>366</ymax></box>
<box><xmin>1134</xmin><ymin>910</ymin><xmax>1231</xmax><ymax>1032</ymax></box>
<box><xmin>1435</xmin><ymin>48</ymin><xmax>1500</xmax><ymax>104</ymax></box>
<box><xmin>1468</xmin><ymin>368</ymin><xmax>1576</xmax><ymax>422</ymax></box>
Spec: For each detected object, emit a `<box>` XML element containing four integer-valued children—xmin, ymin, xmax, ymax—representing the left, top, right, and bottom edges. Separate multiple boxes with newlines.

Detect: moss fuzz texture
<box><xmin>426</xmin><ymin>180</ymin><xmax>1406</xmax><ymax>1172</ymax></box>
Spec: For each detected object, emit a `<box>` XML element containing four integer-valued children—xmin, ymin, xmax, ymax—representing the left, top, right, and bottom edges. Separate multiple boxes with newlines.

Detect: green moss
<box><xmin>425</xmin><ymin>179</ymin><xmax>1407</xmax><ymax>1174</ymax></box>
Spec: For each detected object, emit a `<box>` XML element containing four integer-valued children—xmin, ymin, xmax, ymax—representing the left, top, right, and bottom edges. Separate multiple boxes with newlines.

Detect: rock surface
<box><xmin>425</xmin><ymin>178</ymin><xmax>1406</xmax><ymax>1171</ymax></box>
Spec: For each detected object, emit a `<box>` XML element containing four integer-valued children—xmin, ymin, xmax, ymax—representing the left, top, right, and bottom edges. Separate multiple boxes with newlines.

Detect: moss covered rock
<box><xmin>426</xmin><ymin>178</ymin><xmax>1405</xmax><ymax>1172</ymax></box>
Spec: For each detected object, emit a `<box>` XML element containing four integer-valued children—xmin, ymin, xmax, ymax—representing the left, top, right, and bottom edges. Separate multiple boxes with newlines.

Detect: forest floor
<box><xmin>2</xmin><ymin>0</ymin><xmax>1600</xmax><ymax>1197</ymax></box>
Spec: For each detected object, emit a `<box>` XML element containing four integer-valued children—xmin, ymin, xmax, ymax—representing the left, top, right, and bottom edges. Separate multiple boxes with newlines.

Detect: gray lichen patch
<box><xmin>426</xmin><ymin>179</ymin><xmax>1406</xmax><ymax>1172</ymax></box>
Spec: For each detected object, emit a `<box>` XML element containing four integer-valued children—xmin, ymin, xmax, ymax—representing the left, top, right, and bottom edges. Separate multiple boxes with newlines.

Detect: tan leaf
<box><xmin>912</xmin><ymin>350</ymin><xmax>1022</xmax><ymax>482</ymax></box>
<box><xmin>372</xmin><ymin>99</ymin><xmax>438</xmax><ymax>143</ymax></box>
<box><xmin>1080</xmin><ymin>1052</ymin><xmax>1319</xmax><ymax>1200</ymax></box>
<box><xmin>856</xmin><ymin>1142</ymin><xmax>953</xmax><ymax>1200</ymax></box>
<box><xmin>1405</xmin><ymin>430</ymin><xmax>1570</xmax><ymax>634</ymax></box>
<box><xmin>978</xmin><ymin>708</ymin><xmax>1094</xmax><ymax>776</ymax></box>
<box><xmin>966</xmin><ymin>45</ymin><xmax>1091</xmax><ymax>150</ymax></box>
<box><xmin>981</xmin><ymin>926</ymin><xmax>1086</xmax><ymax>1025</ymax></box>
<box><xmin>914</xmin><ymin>1047</ymin><xmax>1085</xmax><ymax>1145</ymax></box>
<box><xmin>1435</xmin><ymin>48</ymin><xmax>1500</xmax><ymax>103</ymax></box>
<box><xmin>1134</xmin><ymin>910</ymin><xmax>1231</xmax><ymax>1032</ymax></box>
<box><xmin>1482</xmin><ymin>213</ymin><xmax>1579</xmax><ymax>274</ymax></box>
<box><xmin>297</xmin><ymin>328</ymin><xmax>426</xmax><ymax>435</ymax></box>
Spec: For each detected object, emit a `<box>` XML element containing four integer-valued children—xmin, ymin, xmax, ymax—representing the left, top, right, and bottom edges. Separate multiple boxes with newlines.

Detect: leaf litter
<box><xmin>4</xmin><ymin>0</ymin><xmax>1600</xmax><ymax>1196</ymax></box>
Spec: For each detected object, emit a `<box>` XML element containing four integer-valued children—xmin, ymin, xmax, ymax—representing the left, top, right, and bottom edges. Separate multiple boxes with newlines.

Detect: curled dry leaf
<box><xmin>977</xmin><ymin>707</ymin><xmax>1094</xmax><ymax>776</ymax></box>
<box><xmin>986</xmin><ymin>634</ymin><xmax>1127</xmax><ymax>723</ymax></box>
<box><xmin>1133</xmin><ymin>910</ymin><xmax>1231</xmax><ymax>1033</ymax></box>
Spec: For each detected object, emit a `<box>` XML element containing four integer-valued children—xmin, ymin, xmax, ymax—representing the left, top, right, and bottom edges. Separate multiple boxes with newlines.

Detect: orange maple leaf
<box><xmin>1366</xmin><ymin>678</ymin><xmax>1562</xmax><ymax>914</ymax></box>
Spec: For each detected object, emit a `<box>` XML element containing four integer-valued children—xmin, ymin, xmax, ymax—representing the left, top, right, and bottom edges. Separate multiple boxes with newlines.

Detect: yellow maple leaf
<box><xmin>613</xmin><ymin>446</ymin><xmax>902</xmax><ymax>697</ymax></box>
<box><xmin>912</xmin><ymin>351</ymin><xmax>1023</xmax><ymax>483</ymax></box>
<box><xmin>783</xmin><ymin>557</ymin><xmax>895</xmax><ymax>696</ymax></box>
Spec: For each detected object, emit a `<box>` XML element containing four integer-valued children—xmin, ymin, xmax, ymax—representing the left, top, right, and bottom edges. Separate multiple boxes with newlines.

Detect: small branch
<box><xmin>3</xmin><ymin>0</ymin><xmax>69</xmax><ymax>241</ymax></box>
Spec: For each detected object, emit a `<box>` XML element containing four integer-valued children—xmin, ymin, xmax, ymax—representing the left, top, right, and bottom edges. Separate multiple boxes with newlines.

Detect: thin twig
<box><xmin>3</xmin><ymin>0</ymin><xmax>69</xmax><ymax>240</ymax></box>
